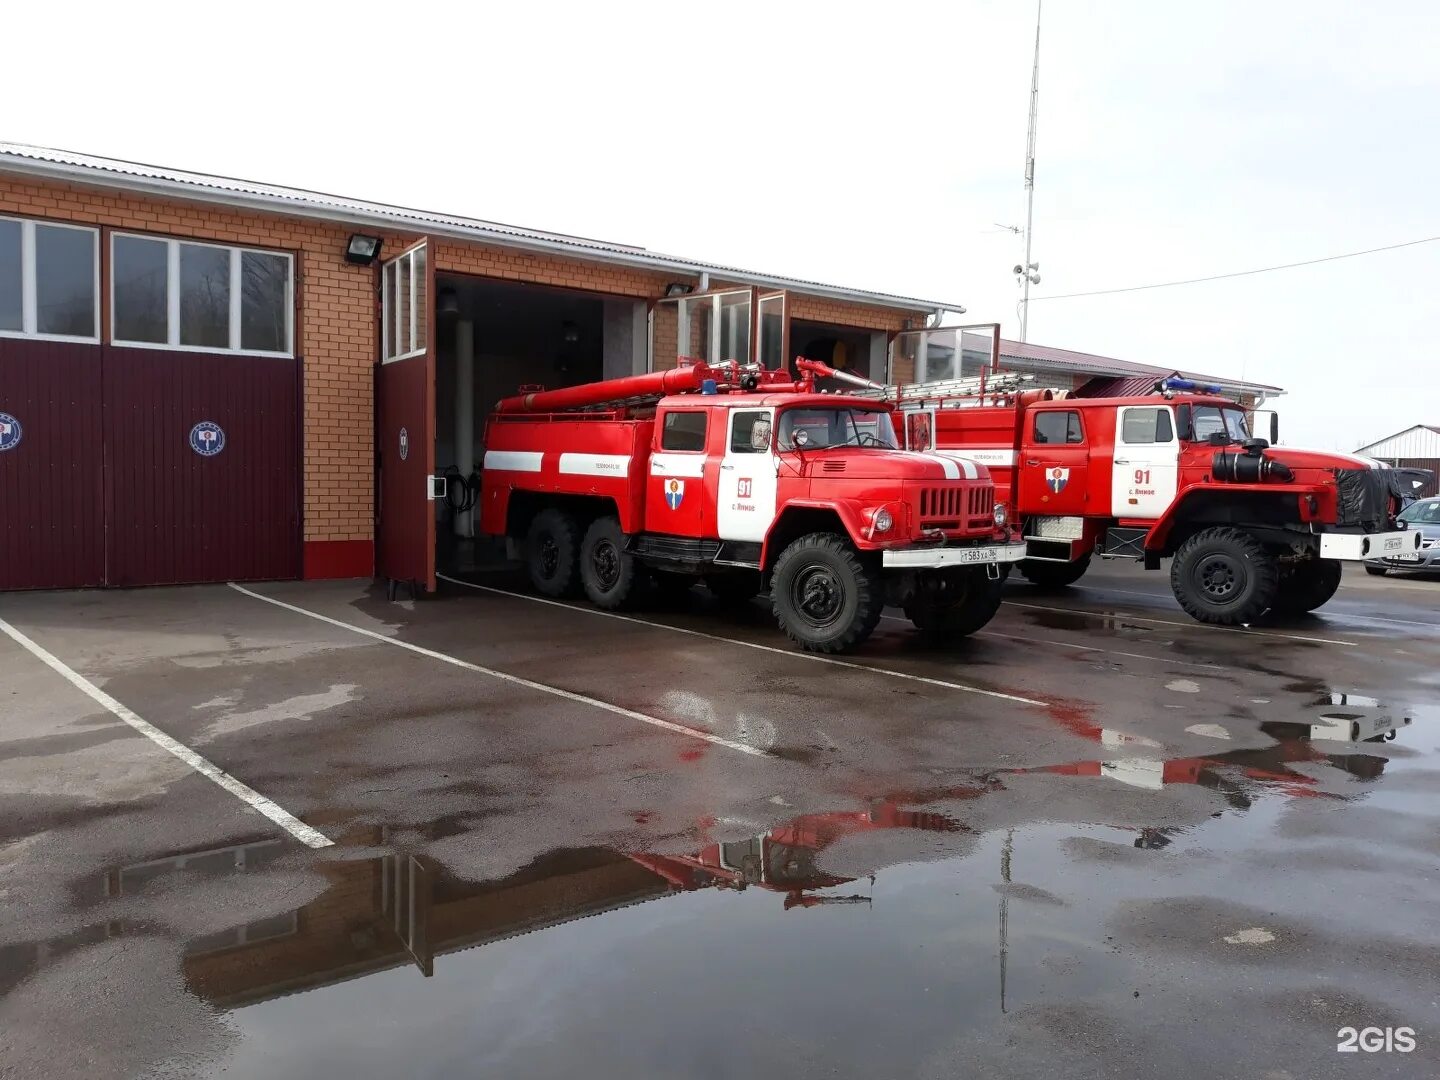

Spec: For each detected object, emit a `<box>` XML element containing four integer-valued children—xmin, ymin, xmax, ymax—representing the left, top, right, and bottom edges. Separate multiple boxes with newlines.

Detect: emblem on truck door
<box><xmin>1047</xmin><ymin>466</ymin><xmax>1069</xmax><ymax>493</ymax></box>
<box><xmin>665</xmin><ymin>478</ymin><xmax>685</xmax><ymax>509</ymax></box>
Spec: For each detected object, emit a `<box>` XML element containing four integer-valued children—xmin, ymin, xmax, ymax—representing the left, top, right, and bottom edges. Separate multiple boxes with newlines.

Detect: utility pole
<box><xmin>1015</xmin><ymin>0</ymin><xmax>1043</xmax><ymax>342</ymax></box>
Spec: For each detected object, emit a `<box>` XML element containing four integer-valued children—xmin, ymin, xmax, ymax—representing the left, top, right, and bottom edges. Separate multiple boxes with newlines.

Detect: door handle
<box><xmin>720</xmin><ymin>464</ymin><xmax>736</xmax><ymax>471</ymax></box>
<box><xmin>1026</xmin><ymin>459</ymin><xmax>1040</xmax><ymax>466</ymax></box>
<box><xmin>1114</xmin><ymin>458</ymin><xmax>1130</xmax><ymax>465</ymax></box>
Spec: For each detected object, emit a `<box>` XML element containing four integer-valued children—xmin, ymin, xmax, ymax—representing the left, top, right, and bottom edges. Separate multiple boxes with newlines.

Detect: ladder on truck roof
<box><xmin>849</xmin><ymin>371</ymin><xmax>1048</xmax><ymax>408</ymax></box>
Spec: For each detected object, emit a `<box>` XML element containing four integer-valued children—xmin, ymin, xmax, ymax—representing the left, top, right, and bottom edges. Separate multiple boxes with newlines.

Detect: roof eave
<box><xmin>0</xmin><ymin>154</ymin><xmax>965</xmax><ymax>315</ymax></box>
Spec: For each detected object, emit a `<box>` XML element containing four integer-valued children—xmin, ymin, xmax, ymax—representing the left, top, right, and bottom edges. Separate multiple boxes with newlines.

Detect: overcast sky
<box><xmin>10</xmin><ymin>0</ymin><xmax>1438</xmax><ymax>449</ymax></box>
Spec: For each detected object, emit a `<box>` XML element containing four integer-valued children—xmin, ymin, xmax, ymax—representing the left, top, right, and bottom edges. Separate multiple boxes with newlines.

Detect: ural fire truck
<box><xmin>478</xmin><ymin>360</ymin><xmax>1023</xmax><ymax>653</ymax></box>
<box><xmin>888</xmin><ymin>372</ymin><xmax>1423</xmax><ymax>625</ymax></box>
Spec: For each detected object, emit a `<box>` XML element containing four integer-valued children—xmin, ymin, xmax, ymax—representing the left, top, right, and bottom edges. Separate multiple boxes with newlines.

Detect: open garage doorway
<box><xmin>430</xmin><ymin>274</ymin><xmax>647</xmax><ymax>576</ymax></box>
<box><xmin>789</xmin><ymin>320</ymin><xmax>888</xmax><ymax>389</ymax></box>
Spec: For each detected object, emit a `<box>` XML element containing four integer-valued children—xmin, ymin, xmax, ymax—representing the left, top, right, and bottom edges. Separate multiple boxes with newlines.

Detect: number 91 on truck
<box><xmin>479</xmin><ymin>359</ymin><xmax>1024</xmax><ymax>653</ymax></box>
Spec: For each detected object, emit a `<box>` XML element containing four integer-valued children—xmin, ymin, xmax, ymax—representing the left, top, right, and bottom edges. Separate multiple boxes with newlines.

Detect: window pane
<box><xmin>240</xmin><ymin>251</ymin><xmax>289</xmax><ymax>353</ymax></box>
<box><xmin>731</xmin><ymin>411</ymin><xmax>770</xmax><ymax>453</ymax></box>
<box><xmin>382</xmin><ymin>261</ymin><xmax>395</xmax><ymax>360</ymax></box>
<box><xmin>179</xmin><ymin>243</ymin><xmax>231</xmax><ymax>349</ymax></box>
<box><xmin>34</xmin><ymin>224</ymin><xmax>95</xmax><ymax>337</ymax></box>
<box><xmin>113</xmin><ymin>235</ymin><xmax>170</xmax><ymax>343</ymax></box>
<box><xmin>0</xmin><ymin>219</ymin><xmax>19</xmax><ymax>332</ymax></box>
<box><xmin>661</xmin><ymin>410</ymin><xmax>708</xmax><ymax>451</ymax></box>
<box><xmin>411</xmin><ymin>246</ymin><xmax>426</xmax><ymax>354</ymax></box>
<box><xmin>396</xmin><ymin>254</ymin><xmax>411</xmax><ymax>356</ymax></box>
<box><xmin>1122</xmin><ymin>409</ymin><xmax>1163</xmax><ymax>444</ymax></box>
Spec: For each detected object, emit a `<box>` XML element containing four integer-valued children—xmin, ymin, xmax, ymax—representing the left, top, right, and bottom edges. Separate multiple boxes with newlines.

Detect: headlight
<box><xmin>872</xmin><ymin>509</ymin><xmax>893</xmax><ymax>534</ymax></box>
<box><xmin>993</xmin><ymin>503</ymin><xmax>1008</xmax><ymax>527</ymax></box>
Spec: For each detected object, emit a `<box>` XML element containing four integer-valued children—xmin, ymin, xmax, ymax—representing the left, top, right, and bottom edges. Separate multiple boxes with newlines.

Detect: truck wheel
<box><xmin>1018</xmin><ymin>552</ymin><xmax>1091</xmax><ymax>589</ymax></box>
<box><xmin>580</xmin><ymin>516</ymin><xmax>638</xmax><ymax>610</ymax></box>
<box><xmin>525</xmin><ymin>509</ymin><xmax>579</xmax><ymax>597</ymax></box>
<box><xmin>905</xmin><ymin>568</ymin><xmax>1004</xmax><ymax>639</ymax></box>
<box><xmin>707</xmin><ymin>572</ymin><xmax>762</xmax><ymax>606</ymax></box>
<box><xmin>1271</xmin><ymin>558</ymin><xmax>1342</xmax><ymax>615</ymax></box>
<box><xmin>1169</xmin><ymin>526</ymin><xmax>1280</xmax><ymax>625</ymax></box>
<box><xmin>770</xmin><ymin>533</ymin><xmax>883</xmax><ymax>653</ymax></box>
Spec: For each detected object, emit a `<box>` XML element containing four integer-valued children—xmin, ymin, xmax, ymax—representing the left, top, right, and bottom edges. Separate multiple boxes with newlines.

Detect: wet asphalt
<box><xmin>0</xmin><ymin>561</ymin><xmax>1437</xmax><ymax>1079</ymax></box>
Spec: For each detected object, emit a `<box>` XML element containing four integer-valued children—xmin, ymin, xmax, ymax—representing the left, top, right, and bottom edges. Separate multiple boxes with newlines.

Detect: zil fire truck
<box><xmin>478</xmin><ymin>359</ymin><xmax>1024</xmax><ymax>653</ymax></box>
<box><xmin>885</xmin><ymin>372</ymin><xmax>1423</xmax><ymax>625</ymax></box>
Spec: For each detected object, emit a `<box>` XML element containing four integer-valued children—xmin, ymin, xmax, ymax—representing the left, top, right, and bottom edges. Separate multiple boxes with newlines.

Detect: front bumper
<box><xmin>1319</xmin><ymin>529</ymin><xmax>1423</xmax><ymax>561</ymax></box>
<box><xmin>1366</xmin><ymin>542</ymin><xmax>1440</xmax><ymax>569</ymax></box>
<box><xmin>882</xmin><ymin>542</ymin><xmax>1028</xmax><ymax>570</ymax></box>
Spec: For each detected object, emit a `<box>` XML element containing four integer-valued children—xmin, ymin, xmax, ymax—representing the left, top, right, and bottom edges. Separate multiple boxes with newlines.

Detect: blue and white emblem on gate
<box><xmin>0</xmin><ymin>412</ymin><xmax>21</xmax><ymax>453</ymax></box>
<box><xmin>665</xmin><ymin>478</ymin><xmax>685</xmax><ymax>510</ymax></box>
<box><xmin>189</xmin><ymin>421</ymin><xmax>225</xmax><ymax>457</ymax></box>
<box><xmin>1046</xmin><ymin>466</ymin><xmax>1069</xmax><ymax>494</ymax></box>
<box><xmin>398</xmin><ymin>427</ymin><xmax>409</xmax><ymax>461</ymax></box>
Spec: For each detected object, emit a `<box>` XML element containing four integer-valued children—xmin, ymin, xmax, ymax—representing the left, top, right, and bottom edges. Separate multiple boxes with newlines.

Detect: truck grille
<box><xmin>917</xmin><ymin>486</ymin><xmax>993</xmax><ymax>531</ymax></box>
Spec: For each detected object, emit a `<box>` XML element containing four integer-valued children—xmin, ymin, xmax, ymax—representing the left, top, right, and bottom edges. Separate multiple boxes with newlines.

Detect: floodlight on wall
<box><xmin>561</xmin><ymin>320</ymin><xmax>580</xmax><ymax>344</ymax></box>
<box><xmin>437</xmin><ymin>287</ymin><xmax>461</xmax><ymax>317</ymax></box>
<box><xmin>663</xmin><ymin>282</ymin><xmax>695</xmax><ymax>297</ymax></box>
<box><xmin>344</xmin><ymin>234</ymin><xmax>384</xmax><ymax>265</ymax></box>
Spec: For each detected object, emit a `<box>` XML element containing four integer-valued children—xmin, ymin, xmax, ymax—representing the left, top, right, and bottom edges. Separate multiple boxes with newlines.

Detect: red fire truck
<box><xmin>478</xmin><ymin>360</ymin><xmax>1024</xmax><ymax>653</ymax></box>
<box><xmin>886</xmin><ymin>366</ymin><xmax>1422</xmax><ymax>625</ymax></box>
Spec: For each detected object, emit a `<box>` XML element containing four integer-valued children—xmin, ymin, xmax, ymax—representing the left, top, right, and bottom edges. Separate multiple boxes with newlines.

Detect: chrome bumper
<box><xmin>1319</xmin><ymin>529</ymin><xmax>1423</xmax><ymax>561</ymax></box>
<box><xmin>883</xmin><ymin>542</ymin><xmax>1029</xmax><ymax>569</ymax></box>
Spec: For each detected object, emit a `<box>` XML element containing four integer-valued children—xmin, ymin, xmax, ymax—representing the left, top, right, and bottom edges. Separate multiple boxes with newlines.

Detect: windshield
<box><xmin>1191</xmin><ymin>406</ymin><xmax>1251</xmax><ymax>442</ymax></box>
<box><xmin>1399</xmin><ymin>500</ymin><xmax>1440</xmax><ymax>525</ymax></box>
<box><xmin>777</xmin><ymin>408</ymin><xmax>898</xmax><ymax>450</ymax></box>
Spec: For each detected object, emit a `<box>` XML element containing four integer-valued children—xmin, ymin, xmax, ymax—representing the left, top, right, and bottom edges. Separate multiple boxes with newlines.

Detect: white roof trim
<box><xmin>0</xmin><ymin>142</ymin><xmax>965</xmax><ymax>315</ymax></box>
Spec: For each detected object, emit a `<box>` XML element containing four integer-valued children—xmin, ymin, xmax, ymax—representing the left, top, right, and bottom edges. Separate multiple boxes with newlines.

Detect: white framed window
<box><xmin>381</xmin><ymin>243</ymin><xmax>427</xmax><ymax>362</ymax></box>
<box><xmin>110</xmin><ymin>233</ymin><xmax>294</xmax><ymax>357</ymax></box>
<box><xmin>0</xmin><ymin>215</ymin><xmax>100</xmax><ymax>343</ymax></box>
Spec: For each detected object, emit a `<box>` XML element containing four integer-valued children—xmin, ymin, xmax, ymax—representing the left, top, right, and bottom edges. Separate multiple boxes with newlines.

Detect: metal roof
<box><xmin>997</xmin><ymin>337</ymin><xmax>1284</xmax><ymax>396</ymax></box>
<box><xmin>1355</xmin><ymin>424</ymin><xmax>1440</xmax><ymax>459</ymax></box>
<box><xmin>0</xmin><ymin>142</ymin><xmax>965</xmax><ymax>314</ymax></box>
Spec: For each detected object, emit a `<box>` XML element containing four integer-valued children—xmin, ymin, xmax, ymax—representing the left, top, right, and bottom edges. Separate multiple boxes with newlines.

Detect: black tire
<box><xmin>525</xmin><ymin>509</ymin><xmax>579</xmax><ymax>597</ymax></box>
<box><xmin>904</xmin><ymin>568</ymin><xmax>1004</xmax><ymax>639</ymax></box>
<box><xmin>1169</xmin><ymin>526</ymin><xmax>1280</xmax><ymax>625</ymax></box>
<box><xmin>770</xmin><ymin>533</ymin><xmax>884</xmax><ymax>653</ymax></box>
<box><xmin>580</xmin><ymin>516</ymin><xmax>639</xmax><ymax>610</ymax></box>
<box><xmin>707</xmin><ymin>572</ymin><xmax>762</xmax><ymax>606</ymax></box>
<box><xmin>1018</xmin><ymin>552</ymin><xmax>1091</xmax><ymax>589</ymax></box>
<box><xmin>1271</xmin><ymin>559</ymin><xmax>1343</xmax><ymax>615</ymax></box>
<box><xmin>1365</xmin><ymin>565</ymin><xmax>1389</xmax><ymax>577</ymax></box>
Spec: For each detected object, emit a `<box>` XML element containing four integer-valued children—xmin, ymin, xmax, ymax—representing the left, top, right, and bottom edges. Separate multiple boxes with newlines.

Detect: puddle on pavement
<box><xmin>2</xmin><ymin>697</ymin><xmax>1432</xmax><ymax>1078</ymax></box>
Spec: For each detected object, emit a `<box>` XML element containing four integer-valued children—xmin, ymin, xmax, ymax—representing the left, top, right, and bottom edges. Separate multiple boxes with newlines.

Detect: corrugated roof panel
<box><xmin>0</xmin><ymin>142</ymin><xmax>965</xmax><ymax>313</ymax></box>
<box><xmin>1356</xmin><ymin>425</ymin><xmax>1440</xmax><ymax>458</ymax></box>
<box><xmin>998</xmin><ymin>337</ymin><xmax>1284</xmax><ymax>395</ymax></box>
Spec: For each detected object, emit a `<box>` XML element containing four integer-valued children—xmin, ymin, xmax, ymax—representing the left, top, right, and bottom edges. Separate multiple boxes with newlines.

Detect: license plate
<box><xmin>959</xmin><ymin>545</ymin><xmax>1024</xmax><ymax>564</ymax></box>
<box><xmin>1392</xmin><ymin>553</ymin><xmax>1423</xmax><ymax>563</ymax></box>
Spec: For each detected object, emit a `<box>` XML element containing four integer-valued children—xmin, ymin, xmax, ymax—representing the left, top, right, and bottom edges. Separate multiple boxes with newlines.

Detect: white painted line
<box><xmin>981</xmin><ymin>629</ymin><xmax>1224</xmax><ymax>671</ymax></box>
<box><xmin>1003</xmin><ymin>600</ymin><xmax>1356</xmax><ymax>647</ymax></box>
<box><xmin>0</xmin><ymin>615</ymin><xmax>334</xmax><ymax>849</ymax></box>
<box><xmin>437</xmin><ymin>575</ymin><xmax>1044</xmax><ymax>706</ymax></box>
<box><xmin>880</xmin><ymin>613</ymin><xmax>1223</xmax><ymax>671</ymax></box>
<box><xmin>1071</xmin><ymin>583</ymin><xmax>1437</xmax><ymax>632</ymax></box>
<box><xmin>228</xmin><ymin>583</ymin><xmax>768</xmax><ymax>758</ymax></box>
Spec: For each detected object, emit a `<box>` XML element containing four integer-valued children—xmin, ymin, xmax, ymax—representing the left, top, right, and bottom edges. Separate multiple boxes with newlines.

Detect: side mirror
<box><xmin>1175</xmin><ymin>404</ymin><xmax>1194</xmax><ymax>442</ymax></box>
<box><xmin>750</xmin><ymin>419</ymin><xmax>772</xmax><ymax>450</ymax></box>
<box><xmin>1270</xmin><ymin>412</ymin><xmax>1280</xmax><ymax>445</ymax></box>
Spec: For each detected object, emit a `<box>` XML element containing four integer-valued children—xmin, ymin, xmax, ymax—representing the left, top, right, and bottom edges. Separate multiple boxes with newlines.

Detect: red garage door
<box><xmin>0</xmin><ymin>338</ymin><xmax>106</xmax><ymax>590</ymax></box>
<box><xmin>0</xmin><ymin>217</ymin><xmax>301</xmax><ymax>590</ymax></box>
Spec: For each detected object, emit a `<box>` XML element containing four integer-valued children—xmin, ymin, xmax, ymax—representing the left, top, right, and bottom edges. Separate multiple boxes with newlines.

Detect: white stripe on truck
<box><xmin>558</xmin><ymin>453</ymin><xmax>631</xmax><ymax>476</ymax></box>
<box><xmin>483</xmin><ymin>450</ymin><xmax>544</xmax><ymax>473</ymax></box>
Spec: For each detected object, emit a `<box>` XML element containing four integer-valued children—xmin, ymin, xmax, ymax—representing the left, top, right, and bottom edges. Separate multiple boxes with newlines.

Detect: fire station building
<box><xmin>0</xmin><ymin>144</ymin><xmax>964</xmax><ymax>592</ymax></box>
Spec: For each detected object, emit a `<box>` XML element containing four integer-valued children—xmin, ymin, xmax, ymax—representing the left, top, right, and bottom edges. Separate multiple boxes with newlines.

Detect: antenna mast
<box><xmin>1017</xmin><ymin>0</ymin><xmax>1043</xmax><ymax>342</ymax></box>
